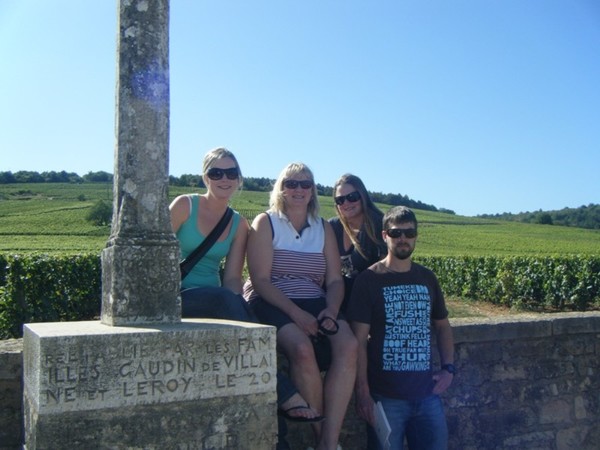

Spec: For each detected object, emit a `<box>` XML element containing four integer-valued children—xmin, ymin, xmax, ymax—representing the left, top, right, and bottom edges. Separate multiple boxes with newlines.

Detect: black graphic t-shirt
<box><xmin>346</xmin><ymin>261</ymin><xmax>448</xmax><ymax>400</ymax></box>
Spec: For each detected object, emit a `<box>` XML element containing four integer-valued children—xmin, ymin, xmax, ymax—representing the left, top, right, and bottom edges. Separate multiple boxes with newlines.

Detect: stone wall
<box><xmin>2</xmin><ymin>312</ymin><xmax>599</xmax><ymax>450</ymax></box>
<box><xmin>442</xmin><ymin>312</ymin><xmax>599</xmax><ymax>450</ymax></box>
<box><xmin>0</xmin><ymin>338</ymin><xmax>22</xmax><ymax>449</ymax></box>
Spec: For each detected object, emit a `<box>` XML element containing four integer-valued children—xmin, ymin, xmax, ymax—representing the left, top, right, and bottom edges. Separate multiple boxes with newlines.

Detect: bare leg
<box><xmin>317</xmin><ymin>320</ymin><xmax>358</xmax><ymax>450</ymax></box>
<box><xmin>277</xmin><ymin>323</ymin><xmax>325</xmax><ymax>440</ymax></box>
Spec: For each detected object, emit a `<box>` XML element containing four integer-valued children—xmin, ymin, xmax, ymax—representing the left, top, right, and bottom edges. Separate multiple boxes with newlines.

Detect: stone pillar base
<box><xmin>101</xmin><ymin>237</ymin><xmax>181</xmax><ymax>326</ymax></box>
<box><xmin>23</xmin><ymin>320</ymin><xmax>277</xmax><ymax>449</ymax></box>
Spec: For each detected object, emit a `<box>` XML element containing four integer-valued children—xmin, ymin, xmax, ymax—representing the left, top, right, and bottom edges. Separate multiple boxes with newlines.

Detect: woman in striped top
<box><xmin>244</xmin><ymin>162</ymin><xmax>358</xmax><ymax>450</ymax></box>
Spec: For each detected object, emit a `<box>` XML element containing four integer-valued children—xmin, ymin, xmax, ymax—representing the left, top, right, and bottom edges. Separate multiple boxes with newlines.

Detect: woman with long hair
<box><xmin>329</xmin><ymin>174</ymin><xmax>387</xmax><ymax>312</ymax></box>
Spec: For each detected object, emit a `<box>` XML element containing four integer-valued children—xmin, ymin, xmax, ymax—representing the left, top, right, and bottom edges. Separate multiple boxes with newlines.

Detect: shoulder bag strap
<box><xmin>180</xmin><ymin>207</ymin><xmax>233</xmax><ymax>281</ymax></box>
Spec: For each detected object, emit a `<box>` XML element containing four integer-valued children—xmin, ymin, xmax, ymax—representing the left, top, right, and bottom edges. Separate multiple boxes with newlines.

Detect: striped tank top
<box><xmin>244</xmin><ymin>210</ymin><xmax>326</xmax><ymax>300</ymax></box>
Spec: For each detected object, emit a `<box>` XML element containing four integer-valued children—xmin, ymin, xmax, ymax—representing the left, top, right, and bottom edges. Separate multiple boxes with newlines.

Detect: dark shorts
<box><xmin>181</xmin><ymin>286</ymin><xmax>257</xmax><ymax>322</ymax></box>
<box><xmin>252</xmin><ymin>296</ymin><xmax>343</xmax><ymax>372</ymax></box>
<box><xmin>251</xmin><ymin>296</ymin><xmax>345</xmax><ymax>330</ymax></box>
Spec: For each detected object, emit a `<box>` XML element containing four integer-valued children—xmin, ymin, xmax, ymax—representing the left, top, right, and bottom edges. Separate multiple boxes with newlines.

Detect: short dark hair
<box><xmin>383</xmin><ymin>206</ymin><xmax>418</xmax><ymax>231</ymax></box>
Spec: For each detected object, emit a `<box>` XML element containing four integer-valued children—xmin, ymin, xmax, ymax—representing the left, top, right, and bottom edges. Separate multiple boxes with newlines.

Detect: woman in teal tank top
<box><xmin>170</xmin><ymin>147</ymin><xmax>250</xmax><ymax>318</ymax></box>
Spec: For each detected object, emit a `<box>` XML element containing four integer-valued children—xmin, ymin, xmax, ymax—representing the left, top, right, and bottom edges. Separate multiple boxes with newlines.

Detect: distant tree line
<box><xmin>168</xmin><ymin>173</ymin><xmax>447</xmax><ymax>213</ymax></box>
<box><xmin>5</xmin><ymin>170</ymin><xmax>600</xmax><ymax>228</ymax></box>
<box><xmin>0</xmin><ymin>170</ymin><xmax>113</xmax><ymax>184</ymax></box>
<box><xmin>478</xmin><ymin>204</ymin><xmax>600</xmax><ymax>230</ymax></box>
<box><xmin>1</xmin><ymin>169</ymin><xmax>452</xmax><ymax>215</ymax></box>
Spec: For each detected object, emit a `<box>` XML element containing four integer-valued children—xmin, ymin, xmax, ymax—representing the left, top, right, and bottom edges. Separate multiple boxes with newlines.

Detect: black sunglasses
<box><xmin>206</xmin><ymin>167</ymin><xmax>239</xmax><ymax>180</ymax></box>
<box><xmin>386</xmin><ymin>228</ymin><xmax>417</xmax><ymax>239</ymax></box>
<box><xmin>283</xmin><ymin>179</ymin><xmax>313</xmax><ymax>190</ymax></box>
<box><xmin>334</xmin><ymin>191</ymin><xmax>361</xmax><ymax>206</ymax></box>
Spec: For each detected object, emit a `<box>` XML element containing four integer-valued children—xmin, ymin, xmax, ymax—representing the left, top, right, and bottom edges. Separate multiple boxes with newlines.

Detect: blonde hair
<box><xmin>201</xmin><ymin>147</ymin><xmax>243</xmax><ymax>188</ymax></box>
<box><xmin>269</xmin><ymin>162</ymin><xmax>320</xmax><ymax>219</ymax></box>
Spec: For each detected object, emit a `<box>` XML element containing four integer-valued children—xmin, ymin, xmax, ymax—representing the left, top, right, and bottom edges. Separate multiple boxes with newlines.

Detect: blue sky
<box><xmin>1</xmin><ymin>1</ymin><xmax>598</xmax><ymax>217</ymax></box>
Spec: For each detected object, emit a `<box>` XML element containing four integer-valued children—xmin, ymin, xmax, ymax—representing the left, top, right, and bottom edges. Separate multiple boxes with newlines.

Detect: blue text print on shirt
<box><xmin>382</xmin><ymin>284</ymin><xmax>431</xmax><ymax>372</ymax></box>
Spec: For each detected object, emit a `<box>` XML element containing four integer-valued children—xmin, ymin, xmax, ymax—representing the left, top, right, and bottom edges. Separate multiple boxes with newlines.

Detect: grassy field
<box><xmin>1</xmin><ymin>182</ymin><xmax>600</xmax><ymax>256</ymax></box>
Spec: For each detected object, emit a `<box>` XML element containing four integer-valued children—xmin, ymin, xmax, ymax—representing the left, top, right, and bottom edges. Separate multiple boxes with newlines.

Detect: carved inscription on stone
<box><xmin>35</xmin><ymin>325</ymin><xmax>276</xmax><ymax>413</ymax></box>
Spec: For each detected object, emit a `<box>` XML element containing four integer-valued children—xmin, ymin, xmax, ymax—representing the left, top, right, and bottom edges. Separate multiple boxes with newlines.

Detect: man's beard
<box><xmin>391</xmin><ymin>245</ymin><xmax>414</xmax><ymax>260</ymax></box>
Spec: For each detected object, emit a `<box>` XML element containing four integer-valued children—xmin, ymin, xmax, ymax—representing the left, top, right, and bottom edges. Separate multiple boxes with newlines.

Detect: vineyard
<box><xmin>2</xmin><ymin>183</ymin><xmax>600</xmax><ymax>255</ymax></box>
<box><xmin>1</xmin><ymin>183</ymin><xmax>599</xmax><ymax>338</ymax></box>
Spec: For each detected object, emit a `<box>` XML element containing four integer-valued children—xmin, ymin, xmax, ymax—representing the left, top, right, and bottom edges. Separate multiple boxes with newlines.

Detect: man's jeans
<box><xmin>367</xmin><ymin>394</ymin><xmax>448</xmax><ymax>450</ymax></box>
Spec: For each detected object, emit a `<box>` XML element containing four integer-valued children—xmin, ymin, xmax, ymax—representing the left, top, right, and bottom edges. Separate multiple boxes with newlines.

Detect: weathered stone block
<box><xmin>0</xmin><ymin>338</ymin><xmax>23</xmax><ymax>449</ymax></box>
<box><xmin>101</xmin><ymin>239</ymin><xmax>181</xmax><ymax>326</ymax></box>
<box><xmin>451</xmin><ymin>316</ymin><xmax>552</xmax><ymax>343</ymax></box>
<box><xmin>458</xmin><ymin>341</ymin><xmax>503</xmax><ymax>363</ymax></box>
<box><xmin>552</xmin><ymin>313</ymin><xmax>600</xmax><ymax>335</ymax></box>
<box><xmin>23</xmin><ymin>320</ymin><xmax>277</xmax><ymax>449</ymax></box>
<box><xmin>502</xmin><ymin>430</ymin><xmax>555</xmax><ymax>449</ymax></box>
<box><xmin>491</xmin><ymin>363</ymin><xmax>528</xmax><ymax>381</ymax></box>
<box><xmin>539</xmin><ymin>398</ymin><xmax>572</xmax><ymax>424</ymax></box>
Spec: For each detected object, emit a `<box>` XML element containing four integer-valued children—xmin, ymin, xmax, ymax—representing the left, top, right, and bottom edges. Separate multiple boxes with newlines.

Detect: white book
<box><xmin>374</xmin><ymin>401</ymin><xmax>392</xmax><ymax>450</ymax></box>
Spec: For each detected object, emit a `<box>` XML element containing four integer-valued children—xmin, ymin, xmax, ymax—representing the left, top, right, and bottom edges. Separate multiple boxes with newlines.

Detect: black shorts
<box><xmin>251</xmin><ymin>297</ymin><xmax>344</xmax><ymax>330</ymax></box>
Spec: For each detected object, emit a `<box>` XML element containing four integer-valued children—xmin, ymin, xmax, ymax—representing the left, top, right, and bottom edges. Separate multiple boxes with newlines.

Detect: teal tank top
<box><xmin>177</xmin><ymin>194</ymin><xmax>240</xmax><ymax>289</ymax></box>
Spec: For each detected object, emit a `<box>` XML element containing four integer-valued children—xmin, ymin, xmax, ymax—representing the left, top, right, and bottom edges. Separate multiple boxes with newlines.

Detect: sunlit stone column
<box><xmin>101</xmin><ymin>0</ymin><xmax>181</xmax><ymax>325</ymax></box>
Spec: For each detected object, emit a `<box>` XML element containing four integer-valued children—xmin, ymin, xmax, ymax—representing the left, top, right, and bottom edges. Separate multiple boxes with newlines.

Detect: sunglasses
<box><xmin>386</xmin><ymin>228</ymin><xmax>417</xmax><ymax>239</ymax></box>
<box><xmin>283</xmin><ymin>179</ymin><xmax>313</xmax><ymax>190</ymax></box>
<box><xmin>206</xmin><ymin>167</ymin><xmax>239</xmax><ymax>180</ymax></box>
<box><xmin>334</xmin><ymin>191</ymin><xmax>361</xmax><ymax>206</ymax></box>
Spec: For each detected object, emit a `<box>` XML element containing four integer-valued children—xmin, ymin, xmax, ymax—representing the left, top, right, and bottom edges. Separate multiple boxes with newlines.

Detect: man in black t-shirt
<box><xmin>347</xmin><ymin>206</ymin><xmax>455</xmax><ymax>450</ymax></box>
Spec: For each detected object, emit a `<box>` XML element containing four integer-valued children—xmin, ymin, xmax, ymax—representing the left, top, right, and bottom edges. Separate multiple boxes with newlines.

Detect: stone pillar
<box><xmin>101</xmin><ymin>0</ymin><xmax>181</xmax><ymax>326</ymax></box>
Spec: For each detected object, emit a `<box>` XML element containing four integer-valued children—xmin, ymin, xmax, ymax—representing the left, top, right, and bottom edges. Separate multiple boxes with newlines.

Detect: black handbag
<box><xmin>179</xmin><ymin>207</ymin><xmax>233</xmax><ymax>281</ymax></box>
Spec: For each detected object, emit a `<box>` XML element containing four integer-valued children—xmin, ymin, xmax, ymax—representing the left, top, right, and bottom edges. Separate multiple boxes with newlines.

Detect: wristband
<box><xmin>441</xmin><ymin>363</ymin><xmax>456</xmax><ymax>375</ymax></box>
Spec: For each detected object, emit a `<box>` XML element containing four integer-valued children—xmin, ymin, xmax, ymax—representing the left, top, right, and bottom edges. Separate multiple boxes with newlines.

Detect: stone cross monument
<box><xmin>22</xmin><ymin>2</ymin><xmax>277</xmax><ymax>448</ymax></box>
<box><xmin>101</xmin><ymin>0</ymin><xmax>181</xmax><ymax>326</ymax></box>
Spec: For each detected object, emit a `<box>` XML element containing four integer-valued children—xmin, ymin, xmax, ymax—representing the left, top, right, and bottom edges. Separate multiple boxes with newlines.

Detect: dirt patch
<box><xmin>446</xmin><ymin>297</ymin><xmax>522</xmax><ymax>318</ymax></box>
<box><xmin>446</xmin><ymin>297</ymin><xmax>599</xmax><ymax>318</ymax></box>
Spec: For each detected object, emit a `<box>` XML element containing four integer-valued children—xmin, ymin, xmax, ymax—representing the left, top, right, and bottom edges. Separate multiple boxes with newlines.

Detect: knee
<box><xmin>286</xmin><ymin>339</ymin><xmax>318</xmax><ymax>367</ymax></box>
<box><xmin>345</xmin><ymin>337</ymin><xmax>359</xmax><ymax>363</ymax></box>
<box><xmin>333</xmin><ymin>333</ymin><xmax>358</xmax><ymax>364</ymax></box>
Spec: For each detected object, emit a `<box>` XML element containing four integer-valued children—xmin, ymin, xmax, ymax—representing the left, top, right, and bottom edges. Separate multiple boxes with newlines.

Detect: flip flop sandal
<box><xmin>278</xmin><ymin>404</ymin><xmax>325</xmax><ymax>423</ymax></box>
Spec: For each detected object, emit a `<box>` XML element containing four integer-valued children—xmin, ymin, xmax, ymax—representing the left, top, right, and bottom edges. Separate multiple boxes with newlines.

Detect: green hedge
<box><xmin>416</xmin><ymin>255</ymin><xmax>600</xmax><ymax>311</ymax></box>
<box><xmin>1</xmin><ymin>254</ymin><xmax>599</xmax><ymax>338</ymax></box>
<box><xmin>0</xmin><ymin>253</ymin><xmax>101</xmax><ymax>338</ymax></box>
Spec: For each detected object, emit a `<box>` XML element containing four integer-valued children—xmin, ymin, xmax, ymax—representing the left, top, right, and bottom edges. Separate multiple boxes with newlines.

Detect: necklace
<box><xmin>380</xmin><ymin>261</ymin><xmax>411</xmax><ymax>274</ymax></box>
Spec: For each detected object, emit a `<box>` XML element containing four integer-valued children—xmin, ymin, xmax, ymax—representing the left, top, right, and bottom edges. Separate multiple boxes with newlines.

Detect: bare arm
<box><xmin>432</xmin><ymin>317</ymin><xmax>455</xmax><ymax>394</ymax></box>
<box><xmin>169</xmin><ymin>195</ymin><xmax>191</xmax><ymax>234</ymax></box>
<box><xmin>318</xmin><ymin>220</ymin><xmax>344</xmax><ymax>324</ymax></box>
<box><xmin>350</xmin><ymin>321</ymin><xmax>376</xmax><ymax>426</ymax></box>
<box><xmin>221</xmin><ymin>216</ymin><xmax>249</xmax><ymax>294</ymax></box>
